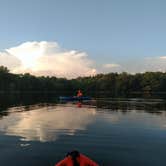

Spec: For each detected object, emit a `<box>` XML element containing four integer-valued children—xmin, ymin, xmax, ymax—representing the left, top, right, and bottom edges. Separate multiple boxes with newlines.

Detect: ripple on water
<box><xmin>0</xmin><ymin>101</ymin><xmax>166</xmax><ymax>166</ymax></box>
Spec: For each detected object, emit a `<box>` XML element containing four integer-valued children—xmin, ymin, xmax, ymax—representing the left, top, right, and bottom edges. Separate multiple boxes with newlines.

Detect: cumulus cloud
<box><xmin>0</xmin><ymin>52</ymin><xmax>21</xmax><ymax>70</ymax></box>
<box><xmin>0</xmin><ymin>40</ymin><xmax>166</xmax><ymax>77</ymax></box>
<box><xmin>0</xmin><ymin>41</ymin><xmax>96</xmax><ymax>78</ymax></box>
<box><xmin>101</xmin><ymin>63</ymin><xmax>122</xmax><ymax>73</ymax></box>
<box><xmin>35</xmin><ymin>50</ymin><xmax>97</xmax><ymax>78</ymax></box>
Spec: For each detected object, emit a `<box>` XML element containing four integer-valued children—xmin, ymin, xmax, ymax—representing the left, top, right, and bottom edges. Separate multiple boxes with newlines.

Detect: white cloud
<box><xmin>35</xmin><ymin>50</ymin><xmax>97</xmax><ymax>78</ymax></box>
<box><xmin>159</xmin><ymin>56</ymin><xmax>166</xmax><ymax>60</ymax></box>
<box><xmin>138</xmin><ymin>56</ymin><xmax>166</xmax><ymax>73</ymax></box>
<box><xmin>0</xmin><ymin>41</ymin><xmax>97</xmax><ymax>78</ymax></box>
<box><xmin>0</xmin><ymin>52</ymin><xmax>21</xmax><ymax>70</ymax></box>
<box><xmin>103</xmin><ymin>63</ymin><xmax>120</xmax><ymax>68</ymax></box>
<box><xmin>115</xmin><ymin>56</ymin><xmax>166</xmax><ymax>74</ymax></box>
<box><xmin>0</xmin><ymin>41</ymin><xmax>166</xmax><ymax>77</ymax></box>
<box><xmin>101</xmin><ymin>63</ymin><xmax>122</xmax><ymax>73</ymax></box>
<box><xmin>100</xmin><ymin>56</ymin><xmax>166</xmax><ymax>74</ymax></box>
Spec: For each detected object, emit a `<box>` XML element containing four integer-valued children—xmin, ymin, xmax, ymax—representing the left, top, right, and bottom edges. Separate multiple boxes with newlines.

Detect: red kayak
<box><xmin>55</xmin><ymin>150</ymin><xmax>99</xmax><ymax>166</ymax></box>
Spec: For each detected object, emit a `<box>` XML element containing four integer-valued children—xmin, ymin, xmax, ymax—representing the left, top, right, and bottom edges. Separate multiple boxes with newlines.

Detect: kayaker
<box><xmin>55</xmin><ymin>150</ymin><xmax>99</xmax><ymax>166</ymax></box>
<box><xmin>76</xmin><ymin>90</ymin><xmax>83</xmax><ymax>107</ymax></box>
<box><xmin>77</xmin><ymin>90</ymin><xmax>83</xmax><ymax>97</ymax></box>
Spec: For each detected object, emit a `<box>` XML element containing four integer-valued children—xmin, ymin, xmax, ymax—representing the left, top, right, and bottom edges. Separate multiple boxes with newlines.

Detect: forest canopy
<box><xmin>0</xmin><ymin>66</ymin><xmax>166</xmax><ymax>97</ymax></box>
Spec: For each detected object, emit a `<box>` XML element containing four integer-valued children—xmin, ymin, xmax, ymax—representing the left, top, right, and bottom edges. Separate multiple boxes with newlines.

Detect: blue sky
<box><xmin>0</xmin><ymin>0</ymin><xmax>166</xmax><ymax>77</ymax></box>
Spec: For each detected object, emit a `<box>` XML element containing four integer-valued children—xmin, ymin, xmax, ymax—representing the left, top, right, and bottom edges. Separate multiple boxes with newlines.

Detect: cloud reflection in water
<box><xmin>0</xmin><ymin>105</ymin><xmax>97</xmax><ymax>142</ymax></box>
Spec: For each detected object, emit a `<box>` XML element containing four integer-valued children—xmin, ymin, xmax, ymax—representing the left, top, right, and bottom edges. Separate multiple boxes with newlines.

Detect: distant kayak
<box><xmin>55</xmin><ymin>150</ymin><xmax>98</xmax><ymax>166</ymax></box>
<box><xmin>59</xmin><ymin>96</ymin><xmax>91</xmax><ymax>101</ymax></box>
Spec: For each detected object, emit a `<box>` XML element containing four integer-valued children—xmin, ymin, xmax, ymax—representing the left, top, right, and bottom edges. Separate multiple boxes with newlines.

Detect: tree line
<box><xmin>0</xmin><ymin>66</ymin><xmax>166</xmax><ymax>97</ymax></box>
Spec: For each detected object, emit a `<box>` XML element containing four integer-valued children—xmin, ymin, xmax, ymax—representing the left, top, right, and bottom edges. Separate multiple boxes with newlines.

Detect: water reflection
<box><xmin>0</xmin><ymin>99</ymin><xmax>166</xmax><ymax>166</ymax></box>
<box><xmin>94</xmin><ymin>98</ymin><xmax>166</xmax><ymax>114</ymax></box>
<box><xmin>0</xmin><ymin>104</ymin><xmax>97</xmax><ymax>142</ymax></box>
<box><xmin>0</xmin><ymin>93</ymin><xmax>58</xmax><ymax>112</ymax></box>
<box><xmin>0</xmin><ymin>102</ymin><xmax>166</xmax><ymax>143</ymax></box>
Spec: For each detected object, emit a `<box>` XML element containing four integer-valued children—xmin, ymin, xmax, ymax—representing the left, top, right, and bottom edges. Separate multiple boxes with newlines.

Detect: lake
<box><xmin>0</xmin><ymin>97</ymin><xmax>166</xmax><ymax>166</ymax></box>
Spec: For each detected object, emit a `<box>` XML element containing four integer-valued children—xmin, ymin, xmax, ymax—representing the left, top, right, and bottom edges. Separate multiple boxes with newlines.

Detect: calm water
<box><xmin>0</xmin><ymin>98</ymin><xmax>166</xmax><ymax>166</ymax></box>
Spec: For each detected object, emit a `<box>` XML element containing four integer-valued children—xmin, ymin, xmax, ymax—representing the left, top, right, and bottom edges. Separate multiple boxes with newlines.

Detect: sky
<box><xmin>0</xmin><ymin>0</ymin><xmax>166</xmax><ymax>78</ymax></box>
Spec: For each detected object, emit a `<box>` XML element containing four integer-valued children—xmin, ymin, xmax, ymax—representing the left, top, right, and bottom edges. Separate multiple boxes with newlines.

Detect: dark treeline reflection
<box><xmin>1</xmin><ymin>66</ymin><xmax>166</xmax><ymax>98</ymax></box>
<box><xmin>0</xmin><ymin>93</ymin><xmax>166</xmax><ymax>119</ymax></box>
<box><xmin>0</xmin><ymin>93</ymin><xmax>57</xmax><ymax>112</ymax></box>
<box><xmin>94</xmin><ymin>98</ymin><xmax>166</xmax><ymax>114</ymax></box>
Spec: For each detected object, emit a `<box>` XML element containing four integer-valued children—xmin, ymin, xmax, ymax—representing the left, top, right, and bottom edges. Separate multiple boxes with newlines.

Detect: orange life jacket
<box><xmin>55</xmin><ymin>153</ymin><xmax>98</xmax><ymax>166</ymax></box>
<box><xmin>77</xmin><ymin>90</ymin><xmax>83</xmax><ymax>97</ymax></box>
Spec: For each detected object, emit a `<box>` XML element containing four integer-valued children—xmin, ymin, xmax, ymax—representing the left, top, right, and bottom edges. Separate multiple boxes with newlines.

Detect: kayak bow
<box><xmin>55</xmin><ymin>151</ymin><xmax>99</xmax><ymax>166</ymax></box>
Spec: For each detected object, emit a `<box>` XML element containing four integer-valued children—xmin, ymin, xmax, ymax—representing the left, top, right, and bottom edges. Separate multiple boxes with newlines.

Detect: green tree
<box><xmin>0</xmin><ymin>66</ymin><xmax>9</xmax><ymax>73</ymax></box>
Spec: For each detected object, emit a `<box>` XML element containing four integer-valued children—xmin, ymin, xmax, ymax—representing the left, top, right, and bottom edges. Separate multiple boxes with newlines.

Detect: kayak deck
<box><xmin>55</xmin><ymin>151</ymin><xmax>98</xmax><ymax>166</ymax></box>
